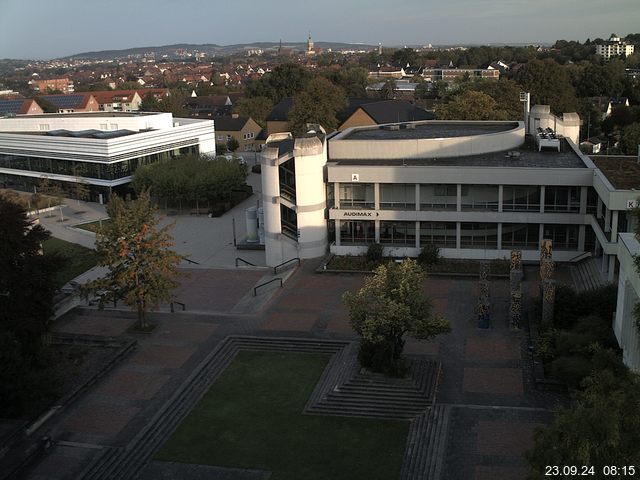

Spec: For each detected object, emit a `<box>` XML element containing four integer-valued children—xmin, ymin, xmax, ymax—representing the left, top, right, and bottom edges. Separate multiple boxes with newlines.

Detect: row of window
<box><xmin>337</xmin><ymin>183</ymin><xmax>593</xmax><ymax>213</ymax></box>
<box><xmin>0</xmin><ymin>146</ymin><xmax>198</xmax><ymax>181</ymax></box>
<box><xmin>339</xmin><ymin>221</ymin><xmax>580</xmax><ymax>250</ymax></box>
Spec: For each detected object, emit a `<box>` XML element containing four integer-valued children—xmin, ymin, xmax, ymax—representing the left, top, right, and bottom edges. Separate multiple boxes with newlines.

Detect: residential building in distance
<box><xmin>38</xmin><ymin>93</ymin><xmax>100</xmax><ymax>113</ymax></box>
<box><xmin>338</xmin><ymin>99</ymin><xmax>433</xmax><ymax>131</ymax></box>
<box><xmin>91</xmin><ymin>90</ymin><xmax>144</xmax><ymax>112</ymax></box>
<box><xmin>0</xmin><ymin>98</ymin><xmax>44</xmax><ymax>116</ymax></box>
<box><xmin>266</xmin><ymin>97</ymin><xmax>294</xmax><ymax>135</ymax></box>
<box><xmin>0</xmin><ymin>112</ymin><xmax>215</xmax><ymax>201</ymax></box>
<box><xmin>596</xmin><ymin>34</ymin><xmax>635</xmax><ymax>60</ymax></box>
<box><xmin>214</xmin><ymin>114</ymin><xmax>262</xmax><ymax>151</ymax></box>
<box><xmin>29</xmin><ymin>77</ymin><xmax>74</xmax><ymax>93</ymax></box>
<box><xmin>184</xmin><ymin>95</ymin><xmax>234</xmax><ymax>118</ymax></box>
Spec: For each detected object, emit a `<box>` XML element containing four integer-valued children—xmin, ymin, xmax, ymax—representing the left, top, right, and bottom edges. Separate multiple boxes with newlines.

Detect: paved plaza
<box><xmin>17</xmin><ymin>173</ymin><xmax>566</xmax><ymax>479</ymax></box>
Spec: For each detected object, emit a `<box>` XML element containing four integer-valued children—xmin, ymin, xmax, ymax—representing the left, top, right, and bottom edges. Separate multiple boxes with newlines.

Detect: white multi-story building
<box><xmin>596</xmin><ymin>34</ymin><xmax>635</xmax><ymax>60</ymax></box>
<box><xmin>260</xmin><ymin>108</ymin><xmax>640</xmax><ymax>373</ymax></box>
<box><xmin>0</xmin><ymin>112</ymin><xmax>215</xmax><ymax>201</ymax></box>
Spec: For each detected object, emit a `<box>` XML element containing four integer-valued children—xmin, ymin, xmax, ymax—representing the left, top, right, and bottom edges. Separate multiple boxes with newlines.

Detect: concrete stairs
<box><xmin>570</xmin><ymin>257</ymin><xmax>608</xmax><ymax>292</ymax></box>
<box><xmin>79</xmin><ymin>336</ymin><xmax>348</xmax><ymax>480</ymax></box>
<box><xmin>400</xmin><ymin>404</ymin><xmax>451</xmax><ymax>480</ymax></box>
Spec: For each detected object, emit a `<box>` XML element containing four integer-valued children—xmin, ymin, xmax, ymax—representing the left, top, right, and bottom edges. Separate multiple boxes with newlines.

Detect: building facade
<box><xmin>0</xmin><ymin>112</ymin><xmax>215</xmax><ymax>201</ymax></box>
<box><xmin>596</xmin><ymin>35</ymin><xmax>635</xmax><ymax>60</ymax></box>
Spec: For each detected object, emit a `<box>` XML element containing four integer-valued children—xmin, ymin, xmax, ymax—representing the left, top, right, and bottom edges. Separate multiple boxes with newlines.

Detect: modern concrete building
<box><xmin>614</xmin><ymin>233</ymin><xmax>640</xmax><ymax>372</ymax></box>
<box><xmin>0</xmin><ymin>111</ymin><xmax>215</xmax><ymax>201</ymax></box>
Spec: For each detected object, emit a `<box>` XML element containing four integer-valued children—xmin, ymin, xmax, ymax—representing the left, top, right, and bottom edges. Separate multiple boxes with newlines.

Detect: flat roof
<box><xmin>591</xmin><ymin>156</ymin><xmax>640</xmax><ymax>189</ymax></box>
<box><xmin>330</xmin><ymin>139</ymin><xmax>586</xmax><ymax>169</ymax></box>
<box><xmin>5</xmin><ymin>112</ymin><xmax>160</xmax><ymax>119</ymax></box>
<box><xmin>344</xmin><ymin>122</ymin><xmax>519</xmax><ymax>140</ymax></box>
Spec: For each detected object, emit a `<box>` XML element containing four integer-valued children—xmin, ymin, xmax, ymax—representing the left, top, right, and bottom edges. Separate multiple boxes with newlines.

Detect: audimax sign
<box><xmin>342</xmin><ymin>211</ymin><xmax>380</xmax><ymax>217</ymax></box>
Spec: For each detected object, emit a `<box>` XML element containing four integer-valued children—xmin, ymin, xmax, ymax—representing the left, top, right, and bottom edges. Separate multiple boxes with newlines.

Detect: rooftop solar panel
<box><xmin>41</xmin><ymin>95</ymin><xmax>85</xmax><ymax>109</ymax></box>
<box><xmin>0</xmin><ymin>99</ymin><xmax>26</xmax><ymax>115</ymax></box>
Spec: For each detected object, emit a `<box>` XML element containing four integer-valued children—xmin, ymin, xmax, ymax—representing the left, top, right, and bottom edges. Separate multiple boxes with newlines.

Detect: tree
<box><xmin>72</xmin><ymin>167</ymin><xmax>91</xmax><ymax>205</ymax></box>
<box><xmin>157</xmin><ymin>89</ymin><xmax>188</xmax><ymax>117</ymax></box>
<box><xmin>392</xmin><ymin>48</ymin><xmax>418</xmax><ymax>68</ymax></box>
<box><xmin>227</xmin><ymin>136</ymin><xmax>240</xmax><ymax>152</ymax></box>
<box><xmin>512</xmin><ymin>58</ymin><xmax>578</xmax><ymax>114</ymax></box>
<box><xmin>379</xmin><ymin>79</ymin><xmax>397</xmax><ymax>100</ymax></box>
<box><xmin>329</xmin><ymin>66</ymin><xmax>370</xmax><ymax>97</ymax></box>
<box><xmin>0</xmin><ymin>197</ymin><xmax>58</xmax><ymax>353</ymax></box>
<box><xmin>233</xmin><ymin>96</ymin><xmax>273</xmax><ymax>128</ymax></box>
<box><xmin>85</xmin><ymin>190</ymin><xmax>183</xmax><ymax>329</ymax></box>
<box><xmin>342</xmin><ymin>259</ymin><xmax>451</xmax><ymax>375</ymax></box>
<box><xmin>526</xmin><ymin>364</ymin><xmax>640</xmax><ymax>478</ymax></box>
<box><xmin>619</xmin><ymin>122</ymin><xmax>640</xmax><ymax>155</ymax></box>
<box><xmin>288</xmin><ymin>77</ymin><xmax>346</xmax><ymax>134</ymax></box>
<box><xmin>139</xmin><ymin>92</ymin><xmax>161</xmax><ymax>112</ymax></box>
<box><xmin>436</xmin><ymin>90</ymin><xmax>509</xmax><ymax>121</ymax></box>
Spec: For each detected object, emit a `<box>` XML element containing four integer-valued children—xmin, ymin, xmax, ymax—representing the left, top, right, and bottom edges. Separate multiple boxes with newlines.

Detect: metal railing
<box><xmin>254</xmin><ymin>278</ymin><xmax>283</xmax><ymax>296</ymax></box>
<box><xmin>274</xmin><ymin>257</ymin><xmax>300</xmax><ymax>274</ymax></box>
<box><xmin>170</xmin><ymin>301</ymin><xmax>186</xmax><ymax>312</ymax></box>
<box><xmin>568</xmin><ymin>251</ymin><xmax>592</xmax><ymax>263</ymax></box>
<box><xmin>235</xmin><ymin>257</ymin><xmax>256</xmax><ymax>267</ymax></box>
<box><xmin>183</xmin><ymin>257</ymin><xmax>200</xmax><ymax>265</ymax></box>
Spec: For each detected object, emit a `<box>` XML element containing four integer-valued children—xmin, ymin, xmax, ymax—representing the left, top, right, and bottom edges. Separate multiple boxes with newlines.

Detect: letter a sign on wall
<box><xmin>351</xmin><ymin>173</ymin><xmax>359</xmax><ymax>182</ymax></box>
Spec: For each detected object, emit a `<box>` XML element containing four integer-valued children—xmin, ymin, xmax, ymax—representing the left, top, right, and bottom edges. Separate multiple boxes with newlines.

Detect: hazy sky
<box><xmin>0</xmin><ymin>0</ymin><xmax>638</xmax><ymax>59</ymax></box>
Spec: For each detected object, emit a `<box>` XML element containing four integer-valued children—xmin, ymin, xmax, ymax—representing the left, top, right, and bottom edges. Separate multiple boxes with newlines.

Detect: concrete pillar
<box><xmin>597</xmin><ymin>197</ymin><xmax>603</xmax><ymax>218</ymax></box>
<box><xmin>539</xmin><ymin>185</ymin><xmax>545</xmax><ymax>213</ymax></box>
<box><xmin>374</xmin><ymin>183</ymin><xmax>380</xmax><ymax>210</ymax></box>
<box><xmin>415</xmin><ymin>184</ymin><xmax>420</xmax><ymax>211</ymax></box>
<box><xmin>539</xmin><ymin>224</ymin><xmax>545</xmax><ymax>249</ymax></box>
<box><xmin>415</xmin><ymin>221</ymin><xmax>420</xmax><ymax>249</ymax></box>
<box><xmin>497</xmin><ymin>223</ymin><xmax>503</xmax><ymax>250</ymax></box>
<box><xmin>579</xmin><ymin>186</ymin><xmax>588</xmax><ymax>215</ymax></box>
<box><xmin>335</xmin><ymin>219</ymin><xmax>341</xmax><ymax>246</ymax></box>
<box><xmin>605</xmin><ymin>207</ymin><xmax>611</xmax><ymax>232</ymax></box>
<box><xmin>334</xmin><ymin>182</ymin><xmax>340</xmax><ymax>208</ymax></box>
<box><xmin>578</xmin><ymin>225</ymin><xmax>586</xmax><ymax>251</ymax></box>
<box><xmin>608</xmin><ymin>255</ymin><xmax>616</xmax><ymax>283</ymax></box>
<box><xmin>611</xmin><ymin>211</ymin><xmax>619</xmax><ymax>241</ymax></box>
<box><xmin>375</xmin><ymin>219</ymin><xmax>380</xmax><ymax>243</ymax></box>
<box><xmin>456</xmin><ymin>184</ymin><xmax>462</xmax><ymax>212</ymax></box>
<box><xmin>498</xmin><ymin>185</ymin><xmax>504</xmax><ymax>213</ymax></box>
<box><xmin>456</xmin><ymin>222</ymin><xmax>461</xmax><ymax>249</ymax></box>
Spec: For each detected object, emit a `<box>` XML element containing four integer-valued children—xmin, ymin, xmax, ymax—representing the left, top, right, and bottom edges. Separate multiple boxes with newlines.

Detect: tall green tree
<box><xmin>619</xmin><ymin>122</ymin><xmax>640</xmax><ymax>155</ymax></box>
<box><xmin>527</xmin><ymin>363</ymin><xmax>640</xmax><ymax>478</ymax></box>
<box><xmin>329</xmin><ymin>66</ymin><xmax>370</xmax><ymax>97</ymax></box>
<box><xmin>288</xmin><ymin>77</ymin><xmax>346</xmax><ymax>134</ymax></box>
<box><xmin>233</xmin><ymin>96</ymin><xmax>273</xmax><ymax>128</ymax></box>
<box><xmin>85</xmin><ymin>190</ymin><xmax>183</xmax><ymax>329</ymax></box>
<box><xmin>436</xmin><ymin>90</ymin><xmax>509</xmax><ymax>121</ymax></box>
<box><xmin>139</xmin><ymin>92</ymin><xmax>161</xmax><ymax>112</ymax></box>
<box><xmin>379</xmin><ymin>79</ymin><xmax>397</xmax><ymax>100</ymax></box>
<box><xmin>342</xmin><ymin>259</ymin><xmax>451</xmax><ymax>375</ymax></box>
<box><xmin>512</xmin><ymin>58</ymin><xmax>578</xmax><ymax>114</ymax></box>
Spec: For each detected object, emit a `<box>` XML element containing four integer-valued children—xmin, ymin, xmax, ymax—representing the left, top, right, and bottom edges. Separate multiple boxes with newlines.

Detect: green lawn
<box><xmin>42</xmin><ymin>237</ymin><xmax>99</xmax><ymax>288</ymax></box>
<box><xmin>155</xmin><ymin>350</ymin><xmax>409</xmax><ymax>480</ymax></box>
<box><xmin>73</xmin><ymin>218</ymin><xmax>111</xmax><ymax>232</ymax></box>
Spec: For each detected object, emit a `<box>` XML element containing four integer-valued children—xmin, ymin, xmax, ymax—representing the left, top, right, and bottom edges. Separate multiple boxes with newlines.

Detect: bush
<box><xmin>366</xmin><ymin>243</ymin><xmax>384</xmax><ymax>263</ymax></box>
<box><xmin>550</xmin><ymin>355</ymin><xmax>593</xmax><ymax>389</ymax></box>
<box><xmin>553</xmin><ymin>284</ymin><xmax>617</xmax><ymax>328</ymax></box>
<box><xmin>417</xmin><ymin>244</ymin><xmax>440</xmax><ymax>266</ymax></box>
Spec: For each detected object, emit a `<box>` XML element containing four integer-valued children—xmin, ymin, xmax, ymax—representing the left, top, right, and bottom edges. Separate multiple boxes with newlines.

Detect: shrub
<box><xmin>550</xmin><ymin>355</ymin><xmax>593</xmax><ymax>389</ymax></box>
<box><xmin>417</xmin><ymin>244</ymin><xmax>440</xmax><ymax>266</ymax></box>
<box><xmin>366</xmin><ymin>243</ymin><xmax>384</xmax><ymax>263</ymax></box>
<box><xmin>553</xmin><ymin>284</ymin><xmax>617</xmax><ymax>328</ymax></box>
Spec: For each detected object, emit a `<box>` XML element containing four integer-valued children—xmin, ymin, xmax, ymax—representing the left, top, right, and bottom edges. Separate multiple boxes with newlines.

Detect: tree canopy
<box><xmin>436</xmin><ymin>90</ymin><xmax>509</xmax><ymax>121</ymax></box>
<box><xmin>287</xmin><ymin>77</ymin><xmax>346</xmax><ymax>134</ymax></box>
<box><xmin>512</xmin><ymin>58</ymin><xmax>578</xmax><ymax>114</ymax></box>
<box><xmin>342</xmin><ymin>259</ymin><xmax>451</xmax><ymax>374</ymax></box>
<box><xmin>233</xmin><ymin>96</ymin><xmax>273</xmax><ymax>128</ymax></box>
<box><xmin>85</xmin><ymin>190</ymin><xmax>183</xmax><ymax>328</ymax></box>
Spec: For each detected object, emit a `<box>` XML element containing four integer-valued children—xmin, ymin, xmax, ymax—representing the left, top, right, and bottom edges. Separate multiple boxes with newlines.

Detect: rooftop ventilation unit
<box><xmin>384</xmin><ymin>124</ymin><xmax>400</xmax><ymax>131</ymax></box>
<box><xmin>405</xmin><ymin>123</ymin><xmax>416</xmax><ymax>130</ymax></box>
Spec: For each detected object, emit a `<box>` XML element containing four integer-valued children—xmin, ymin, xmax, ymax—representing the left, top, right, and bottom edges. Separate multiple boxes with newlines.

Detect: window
<box><xmin>380</xmin><ymin>221</ymin><xmax>415</xmax><ymax>245</ymax></box>
<box><xmin>226</xmin><ymin>135</ymin><xmax>232</xmax><ymax>140</ymax></box>
<box><xmin>544</xmin><ymin>186</ymin><xmax>580</xmax><ymax>213</ymax></box>
<box><xmin>217</xmin><ymin>135</ymin><xmax>224</xmax><ymax>141</ymax></box>
<box><xmin>461</xmin><ymin>185</ymin><xmax>498</xmax><ymax>211</ymax></box>
<box><xmin>38</xmin><ymin>124</ymin><xmax>50</xmax><ymax>131</ymax></box>
<box><xmin>460</xmin><ymin>223</ymin><xmax>498</xmax><ymax>249</ymax></box>
<box><xmin>502</xmin><ymin>223</ymin><xmax>539</xmax><ymax>249</ymax></box>
<box><xmin>380</xmin><ymin>184</ymin><xmax>415</xmax><ymax>210</ymax></box>
<box><xmin>503</xmin><ymin>186</ymin><xmax>540</xmax><ymax>211</ymax></box>
<box><xmin>339</xmin><ymin>183</ymin><xmax>374</xmax><ymax>209</ymax></box>
<box><xmin>420</xmin><ymin>222</ymin><xmax>456</xmax><ymax>248</ymax></box>
<box><xmin>421</xmin><ymin>184</ymin><xmax>456</xmax><ymax>210</ymax></box>
<box><xmin>109</xmin><ymin>123</ymin><xmax>118</xmax><ymax>130</ymax></box>
<box><xmin>340</xmin><ymin>220</ymin><xmax>375</xmax><ymax>244</ymax></box>
<box><xmin>279</xmin><ymin>158</ymin><xmax>296</xmax><ymax>202</ymax></box>
<box><xmin>100</xmin><ymin>124</ymin><xmax>108</xmax><ymax>130</ymax></box>
<box><xmin>543</xmin><ymin>224</ymin><xmax>579</xmax><ymax>250</ymax></box>
<box><xmin>280</xmin><ymin>205</ymin><xmax>298</xmax><ymax>240</ymax></box>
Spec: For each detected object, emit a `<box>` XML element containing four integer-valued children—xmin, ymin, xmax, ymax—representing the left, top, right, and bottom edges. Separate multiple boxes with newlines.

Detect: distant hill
<box><xmin>63</xmin><ymin>41</ymin><xmax>379</xmax><ymax>60</ymax></box>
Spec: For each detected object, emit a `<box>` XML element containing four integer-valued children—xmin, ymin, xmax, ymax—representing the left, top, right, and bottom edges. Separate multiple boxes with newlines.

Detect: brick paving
<box><xmin>23</xmin><ymin>261</ymin><xmax>567</xmax><ymax>480</ymax></box>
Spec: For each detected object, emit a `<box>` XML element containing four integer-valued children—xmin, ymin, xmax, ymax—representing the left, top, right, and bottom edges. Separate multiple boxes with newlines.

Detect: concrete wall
<box><xmin>330</xmin><ymin>121</ymin><xmax>524</xmax><ymax>160</ymax></box>
<box><xmin>528</xmin><ymin>105</ymin><xmax>580</xmax><ymax>145</ymax></box>
<box><xmin>614</xmin><ymin>233</ymin><xmax>640</xmax><ymax>372</ymax></box>
<box><xmin>0</xmin><ymin>112</ymin><xmax>174</xmax><ymax>132</ymax></box>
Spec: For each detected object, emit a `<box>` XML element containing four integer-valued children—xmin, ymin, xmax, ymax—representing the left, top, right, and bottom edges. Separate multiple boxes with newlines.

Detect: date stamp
<box><xmin>545</xmin><ymin>465</ymin><xmax>637</xmax><ymax>476</ymax></box>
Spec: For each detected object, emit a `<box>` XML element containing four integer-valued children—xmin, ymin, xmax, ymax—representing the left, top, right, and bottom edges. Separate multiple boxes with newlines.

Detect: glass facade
<box><xmin>461</xmin><ymin>185</ymin><xmax>499</xmax><ymax>211</ymax></box>
<box><xmin>339</xmin><ymin>183</ymin><xmax>374</xmax><ymax>209</ymax></box>
<box><xmin>420</xmin><ymin>222</ymin><xmax>457</xmax><ymax>248</ymax></box>
<box><xmin>280</xmin><ymin>204</ymin><xmax>297</xmax><ymax>240</ymax></box>
<box><xmin>340</xmin><ymin>220</ymin><xmax>375</xmax><ymax>244</ymax></box>
<box><xmin>278</xmin><ymin>158</ymin><xmax>296</xmax><ymax>203</ymax></box>
<box><xmin>0</xmin><ymin>145</ymin><xmax>198</xmax><ymax>181</ymax></box>
<box><xmin>502</xmin><ymin>223</ymin><xmax>539</xmax><ymax>249</ymax></box>
<box><xmin>502</xmin><ymin>186</ymin><xmax>541</xmax><ymax>211</ymax></box>
<box><xmin>380</xmin><ymin>184</ymin><xmax>415</xmax><ymax>210</ymax></box>
<box><xmin>543</xmin><ymin>224</ymin><xmax>579</xmax><ymax>250</ymax></box>
<box><xmin>420</xmin><ymin>184</ymin><xmax>457</xmax><ymax>210</ymax></box>
<box><xmin>380</xmin><ymin>221</ymin><xmax>416</xmax><ymax>245</ymax></box>
<box><xmin>460</xmin><ymin>223</ymin><xmax>498</xmax><ymax>249</ymax></box>
<box><xmin>544</xmin><ymin>186</ymin><xmax>580</xmax><ymax>213</ymax></box>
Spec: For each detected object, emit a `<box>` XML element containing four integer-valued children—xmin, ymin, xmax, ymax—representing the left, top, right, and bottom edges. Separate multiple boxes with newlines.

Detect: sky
<box><xmin>0</xmin><ymin>0</ymin><xmax>638</xmax><ymax>60</ymax></box>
